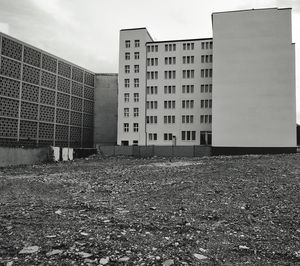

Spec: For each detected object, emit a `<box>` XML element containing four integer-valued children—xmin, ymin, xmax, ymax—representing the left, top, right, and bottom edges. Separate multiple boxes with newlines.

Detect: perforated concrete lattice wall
<box><xmin>0</xmin><ymin>33</ymin><xmax>95</xmax><ymax>147</ymax></box>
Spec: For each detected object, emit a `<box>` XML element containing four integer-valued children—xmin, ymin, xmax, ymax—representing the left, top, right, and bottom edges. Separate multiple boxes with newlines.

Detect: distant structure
<box><xmin>0</xmin><ymin>8</ymin><xmax>296</xmax><ymax>155</ymax></box>
<box><xmin>0</xmin><ymin>33</ymin><xmax>118</xmax><ymax>148</ymax></box>
<box><xmin>118</xmin><ymin>29</ymin><xmax>213</xmax><ymax>146</ymax></box>
<box><xmin>117</xmin><ymin>8</ymin><xmax>296</xmax><ymax>154</ymax></box>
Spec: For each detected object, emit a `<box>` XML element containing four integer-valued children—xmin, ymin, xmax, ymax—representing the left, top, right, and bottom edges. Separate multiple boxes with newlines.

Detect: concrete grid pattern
<box><xmin>0</xmin><ymin>33</ymin><xmax>95</xmax><ymax>148</ymax></box>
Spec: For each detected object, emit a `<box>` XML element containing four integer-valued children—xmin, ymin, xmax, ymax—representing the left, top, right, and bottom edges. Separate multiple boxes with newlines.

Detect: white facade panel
<box><xmin>212</xmin><ymin>8</ymin><xmax>296</xmax><ymax>147</ymax></box>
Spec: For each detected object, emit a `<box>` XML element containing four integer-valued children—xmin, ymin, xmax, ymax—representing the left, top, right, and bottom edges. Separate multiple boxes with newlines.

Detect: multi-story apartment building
<box><xmin>118</xmin><ymin>29</ymin><xmax>213</xmax><ymax>146</ymax></box>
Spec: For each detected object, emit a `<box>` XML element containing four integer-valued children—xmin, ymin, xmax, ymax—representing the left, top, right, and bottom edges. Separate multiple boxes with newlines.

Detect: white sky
<box><xmin>0</xmin><ymin>0</ymin><xmax>299</xmax><ymax>122</ymax></box>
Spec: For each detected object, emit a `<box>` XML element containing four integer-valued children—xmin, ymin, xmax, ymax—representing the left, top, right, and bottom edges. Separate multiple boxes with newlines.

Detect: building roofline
<box><xmin>0</xmin><ymin>31</ymin><xmax>95</xmax><ymax>74</ymax></box>
<box><xmin>120</xmin><ymin>27</ymin><xmax>147</xmax><ymax>32</ymax></box>
<box><xmin>146</xmin><ymin>37</ymin><xmax>212</xmax><ymax>45</ymax></box>
<box><xmin>212</xmin><ymin>7</ymin><xmax>291</xmax><ymax>16</ymax></box>
<box><xmin>95</xmin><ymin>73</ymin><xmax>118</xmax><ymax>76</ymax></box>
<box><xmin>120</xmin><ymin>27</ymin><xmax>154</xmax><ymax>42</ymax></box>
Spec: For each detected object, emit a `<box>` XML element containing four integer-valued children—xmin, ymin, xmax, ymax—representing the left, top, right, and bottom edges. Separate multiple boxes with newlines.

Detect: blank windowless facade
<box><xmin>212</xmin><ymin>8</ymin><xmax>296</xmax><ymax>153</ymax></box>
<box><xmin>0</xmin><ymin>33</ymin><xmax>95</xmax><ymax>148</ymax></box>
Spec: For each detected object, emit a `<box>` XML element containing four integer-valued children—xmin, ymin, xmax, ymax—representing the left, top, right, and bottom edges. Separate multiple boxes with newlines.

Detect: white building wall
<box><xmin>145</xmin><ymin>40</ymin><xmax>213</xmax><ymax>146</ymax></box>
<box><xmin>212</xmin><ymin>8</ymin><xmax>296</xmax><ymax>148</ymax></box>
<box><xmin>117</xmin><ymin>28</ymin><xmax>153</xmax><ymax>145</ymax></box>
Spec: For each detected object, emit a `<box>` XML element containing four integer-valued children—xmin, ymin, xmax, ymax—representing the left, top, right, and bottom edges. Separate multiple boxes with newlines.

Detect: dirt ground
<box><xmin>0</xmin><ymin>154</ymin><xmax>300</xmax><ymax>265</ymax></box>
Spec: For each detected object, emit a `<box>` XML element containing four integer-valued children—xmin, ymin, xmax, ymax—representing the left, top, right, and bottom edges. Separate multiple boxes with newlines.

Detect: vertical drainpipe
<box><xmin>144</xmin><ymin>42</ymin><xmax>148</xmax><ymax>146</ymax></box>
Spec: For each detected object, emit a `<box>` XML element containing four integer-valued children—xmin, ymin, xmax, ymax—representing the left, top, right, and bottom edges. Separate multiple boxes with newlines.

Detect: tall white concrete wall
<box><xmin>212</xmin><ymin>8</ymin><xmax>296</xmax><ymax>147</ymax></box>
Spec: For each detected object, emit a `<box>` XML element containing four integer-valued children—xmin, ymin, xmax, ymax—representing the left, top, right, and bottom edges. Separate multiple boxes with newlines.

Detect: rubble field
<box><xmin>0</xmin><ymin>154</ymin><xmax>300</xmax><ymax>265</ymax></box>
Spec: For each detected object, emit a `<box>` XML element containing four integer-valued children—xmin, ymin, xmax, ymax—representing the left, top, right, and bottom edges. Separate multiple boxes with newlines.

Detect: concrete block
<box><xmin>62</xmin><ymin>148</ymin><xmax>69</xmax><ymax>161</ymax></box>
<box><xmin>68</xmin><ymin>148</ymin><xmax>74</xmax><ymax>160</ymax></box>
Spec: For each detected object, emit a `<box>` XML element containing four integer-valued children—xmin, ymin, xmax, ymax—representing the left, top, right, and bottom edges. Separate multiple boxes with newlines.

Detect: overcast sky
<box><xmin>0</xmin><ymin>0</ymin><xmax>299</xmax><ymax>121</ymax></box>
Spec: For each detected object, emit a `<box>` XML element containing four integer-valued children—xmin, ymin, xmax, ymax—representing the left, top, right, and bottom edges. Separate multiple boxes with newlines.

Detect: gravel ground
<box><xmin>0</xmin><ymin>154</ymin><xmax>300</xmax><ymax>265</ymax></box>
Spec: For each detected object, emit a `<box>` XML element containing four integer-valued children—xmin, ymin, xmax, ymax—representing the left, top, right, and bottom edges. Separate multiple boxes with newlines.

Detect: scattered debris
<box><xmin>46</xmin><ymin>249</ymin><xmax>63</xmax><ymax>256</ymax></box>
<box><xmin>193</xmin><ymin>253</ymin><xmax>208</xmax><ymax>260</ymax></box>
<box><xmin>19</xmin><ymin>246</ymin><xmax>39</xmax><ymax>254</ymax></box>
<box><xmin>1</xmin><ymin>155</ymin><xmax>300</xmax><ymax>265</ymax></box>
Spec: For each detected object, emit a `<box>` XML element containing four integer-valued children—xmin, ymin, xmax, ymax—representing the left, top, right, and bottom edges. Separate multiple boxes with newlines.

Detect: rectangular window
<box><xmin>181</xmin><ymin>131</ymin><xmax>196</xmax><ymax>141</ymax></box>
<box><xmin>200</xmin><ymin>131</ymin><xmax>212</xmax><ymax>145</ymax></box>
<box><xmin>124</xmin><ymin>79</ymin><xmax>129</xmax><ymax>88</ymax></box>
<box><xmin>164</xmin><ymin>133</ymin><xmax>173</xmax><ymax>141</ymax></box>
<box><xmin>149</xmin><ymin>133</ymin><xmax>157</xmax><ymax>141</ymax></box>
<box><xmin>163</xmin><ymin>115</ymin><xmax>175</xmax><ymax>124</ymax></box>
<box><xmin>164</xmin><ymin>101</ymin><xmax>175</xmax><ymax>109</ymax></box>
<box><xmin>124</xmin><ymin>123</ymin><xmax>129</xmax><ymax>132</ymax></box>
<box><xmin>134</xmin><ymin>78</ymin><xmax>139</xmax><ymax>88</ymax></box>
<box><xmin>134</xmin><ymin>52</ymin><xmax>139</xmax><ymax>60</ymax></box>
<box><xmin>135</xmin><ymin>40</ymin><xmax>140</xmax><ymax>47</ymax></box>
<box><xmin>134</xmin><ymin>65</ymin><xmax>139</xmax><ymax>73</ymax></box>
<box><xmin>125</xmin><ymin>52</ymin><xmax>130</xmax><ymax>60</ymax></box>
<box><xmin>147</xmin><ymin>101</ymin><xmax>158</xmax><ymax>109</ymax></box>
<box><xmin>146</xmin><ymin>116</ymin><xmax>158</xmax><ymax>124</ymax></box>
<box><xmin>133</xmin><ymin>123</ymin><xmax>139</xmax><ymax>132</ymax></box>
<box><xmin>134</xmin><ymin>93</ymin><xmax>139</xmax><ymax>102</ymax></box>
<box><xmin>124</xmin><ymin>108</ymin><xmax>129</xmax><ymax>117</ymax></box>
<box><xmin>124</xmin><ymin>93</ymin><xmax>129</xmax><ymax>102</ymax></box>
<box><xmin>184</xmin><ymin>85</ymin><xmax>194</xmax><ymax>93</ymax></box>
<box><xmin>133</xmin><ymin>108</ymin><xmax>139</xmax><ymax>117</ymax></box>
<box><xmin>125</xmin><ymin>40</ymin><xmax>130</xmax><ymax>48</ymax></box>
<box><xmin>125</xmin><ymin>65</ymin><xmax>130</xmax><ymax>73</ymax></box>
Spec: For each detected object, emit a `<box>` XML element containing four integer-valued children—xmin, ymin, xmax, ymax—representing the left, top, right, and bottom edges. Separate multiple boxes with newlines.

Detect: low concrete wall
<box><xmin>73</xmin><ymin>148</ymin><xmax>97</xmax><ymax>159</ymax></box>
<box><xmin>98</xmin><ymin>145</ymin><xmax>212</xmax><ymax>158</ymax></box>
<box><xmin>0</xmin><ymin>146</ymin><xmax>50</xmax><ymax>167</ymax></box>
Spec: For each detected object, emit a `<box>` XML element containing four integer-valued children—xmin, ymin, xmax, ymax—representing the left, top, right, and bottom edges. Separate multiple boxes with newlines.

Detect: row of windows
<box><xmin>147</xmin><ymin>58</ymin><xmax>158</xmax><ymax>66</ymax></box>
<box><xmin>147</xmin><ymin>45</ymin><xmax>158</xmax><ymax>53</ymax></box>
<box><xmin>165</xmin><ymin>44</ymin><xmax>176</xmax><ymax>52</ymax></box>
<box><xmin>124</xmin><ymin>93</ymin><xmax>139</xmax><ymax>102</ymax></box>
<box><xmin>183</xmin><ymin>70</ymin><xmax>194</xmax><ymax>79</ymax></box>
<box><xmin>144</xmin><ymin>70</ymin><xmax>212</xmax><ymax>80</ymax></box>
<box><xmin>138</xmin><ymin>115</ymin><xmax>212</xmax><ymax>124</ymax></box>
<box><xmin>202</xmin><ymin>42</ymin><xmax>213</xmax><ymax>50</ymax></box>
<box><xmin>123</xmin><ymin>123</ymin><xmax>139</xmax><ymax>132</ymax></box>
<box><xmin>182</xmin><ymin>100</ymin><xmax>194</xmax><ymax>109</ymax></box>
<box><xmin>124</xmin><ymin>107</ymin><xmax>139</xmax><ymax>117</ymax></box>
<box><xmin>146</xmin><ymin>84</ymin><xmax>210</xmax><ymax>94</ymax></box>
<box><xmin>148</xmin><ymin>132</ymin><xmax>197</xmax><ymax>141</ymax></box>
<box><xmin>145</xmin><ymin>100</ymin><xmax>212</xmax><ymax>109</ymax></box>
<box><xmin>183</xmin><ymin>56</ymin><xmax>194</xmax><ymax>64</ymax></box>
<box><xmin>124</xmin><ymin>65</ymin><xmax>139</xmax><ymax>73</ymax></box>
<box><xmin>201</xmin><ymin>55</ymin><xmax>213</xmax><ymax>63</ymax></box>
<box><xmin>147</xmin><ymin>131</ymin><xmax>212</xmax><ymax>144</ymax></box>
<box><xmin>201</xmin><ymin>99</ymin><xmax>212</xmax><ymax>108</ymax></box>
<box><xmin>164</xmin><ymin>71</ymin><xmax>176</xmax><ymax>79</ymax></box>
<box><xmin>124</xmin><ymin>78</ymin><xmax>139</xmax><ymax>88</ymax></box>
<box><xmin>125</xmin><ymin>52</ymin><xmax>139</xmax><ymax>60</ymax></box>
<box><xmin>145</xmin><ymin>55</ymin><xmax>212</xmax><ymax>67</ymax></box>
<box><xmin>165</xmin><ymin>57</ymin><xmax>176</xmax><ymax>65</ymax></box>
<box><xmin>201</xmin><ymin>69</ymin><xmax>213</xmax><ymax>78</ymax></box>
<box><xmin>147</xmin><ymin>86</ymin><xmax>158</xmax><ymax>94</ymax></box>
<box><xmin>146</xmin><ymin>41</ymin><xmax>212</xmax><ymax>53</ymax></box>
<box><xmin>183</xmin><ymin>43</ymin><xmax>194</xmax><ymax>50</ymax></box>
<box><xmin>125</xmin><ymin>40</ymin><xmax>140</xmax><ymax>48</ymax></box>
<box><xmin>124</xmin><ymin>88</ymin><xmax>211</xmax><ymax>102</ymax></box>
<box><xmin>200</xmin><ymin>115</ymin><xmax>212</xmax><ymax>124</ymax></box>
<box><xmin>147</xmin><ymin>71</ymin><xmax>158</xmax><ymax>80</ymax></box>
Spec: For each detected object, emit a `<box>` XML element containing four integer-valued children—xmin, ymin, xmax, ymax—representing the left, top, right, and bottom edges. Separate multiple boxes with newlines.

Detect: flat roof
<box><xmin>146</xmin><ymin>37</ymin><xmax>212</xmax><ymax>45</ymax></box>
<box><xmin>212</xmin><ymin>7</ymin><xmax>291</xmax><ymax>16</ymax></box>
<box><xmin>120</xmin><ymin>27</ymin><xmax>154</xmax><ymax>42</ymax></box>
